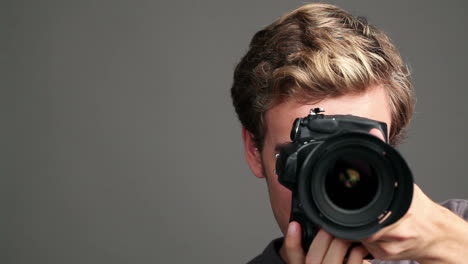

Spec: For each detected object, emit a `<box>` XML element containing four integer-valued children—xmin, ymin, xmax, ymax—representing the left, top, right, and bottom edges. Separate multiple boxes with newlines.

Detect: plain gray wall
<box><xmin>3</xmin><ymin>0</ymin><xmax>468</xmax><ymax>263</ymax></box>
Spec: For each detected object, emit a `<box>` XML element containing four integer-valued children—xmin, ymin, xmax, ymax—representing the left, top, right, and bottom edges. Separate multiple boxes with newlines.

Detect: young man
<box><xmin>231</xmin><ymin>3</ymin><xmax>468</xmax><ymax>264</ymax></box>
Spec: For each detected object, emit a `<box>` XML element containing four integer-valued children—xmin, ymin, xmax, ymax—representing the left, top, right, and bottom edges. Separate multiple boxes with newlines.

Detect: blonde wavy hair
<box><xmin>231</xmin><ymin>3</ymin><xmax>415</xmax><ymax>149</ymax></box>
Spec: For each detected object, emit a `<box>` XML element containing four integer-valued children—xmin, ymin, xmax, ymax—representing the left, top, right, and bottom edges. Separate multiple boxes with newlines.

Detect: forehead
<box><xmin>263</xmin><ymin>85</ymin><xmax>392</xmax><ymax>146</ymax></box>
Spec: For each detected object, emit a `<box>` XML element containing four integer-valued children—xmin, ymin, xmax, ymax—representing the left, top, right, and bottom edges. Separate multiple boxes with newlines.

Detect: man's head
<box><xmin>231</xmin><ymin>3</ymin><xmax>414</xmax><ymax>149</ymax></box>
<box><xmin>230</xmin><ymin>3</ymin><xmax>415</xmax><ymax>235</ymax></box>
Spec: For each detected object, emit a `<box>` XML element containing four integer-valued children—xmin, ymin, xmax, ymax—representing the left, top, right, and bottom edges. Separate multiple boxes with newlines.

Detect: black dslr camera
<box><xmin>275</xmin><ymin>108</ymin><xmax>413</xmax><ymax>250</ymax></box>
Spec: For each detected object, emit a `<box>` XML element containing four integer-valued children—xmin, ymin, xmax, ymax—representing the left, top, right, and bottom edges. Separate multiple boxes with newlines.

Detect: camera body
<box><xmin>275</xmin><ymin>108</ymin><xmax>413</xmax><ymax>250</ymax></box>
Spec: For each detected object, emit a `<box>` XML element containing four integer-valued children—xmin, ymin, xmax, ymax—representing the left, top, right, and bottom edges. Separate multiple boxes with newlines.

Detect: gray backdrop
<box><xmin>3</xmin><ymin>0</ymin><xmax>468</xmax><ymax>263</ymax></box>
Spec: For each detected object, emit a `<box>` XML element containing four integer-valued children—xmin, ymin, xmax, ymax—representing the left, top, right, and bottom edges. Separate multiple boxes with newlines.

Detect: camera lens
<box><xmin>324</xmin><ymin>157</ymin><xmax>378</xmax><ymax>210</ymax></box>
<box><xmin>295</xmin><ymin>132</ymin><xmax>413</xmax><ymax>240</ymax></box>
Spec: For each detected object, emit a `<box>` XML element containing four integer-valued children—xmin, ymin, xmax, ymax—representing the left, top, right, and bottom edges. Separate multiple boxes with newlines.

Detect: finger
<box><xmin>346</xmin><ymin>245</ymin><xmax>369</xmax><ymax>264</ymax></box>
<box><xmin>321</xmin><ymin>238</ymin><xmax>352</xmax><ymax>264</ymax></box>
<box><xmin>369</xmin><ymin>128</ymin><xmax>386</xmax><ymax>142</ymax></box>
<box><xmin>305</xmin><ymin>229</ymin><xmax>333</xmax><ymax>264</ymax></box>
<box><xmin>283</xmin><ymin>222</ymin><xmax>305</xmax><ymax>263</ymax></box>
<box><xmin>364</xmin><ymin>184</ymin><xmax>427</xmax><ymax>243</ymax></box>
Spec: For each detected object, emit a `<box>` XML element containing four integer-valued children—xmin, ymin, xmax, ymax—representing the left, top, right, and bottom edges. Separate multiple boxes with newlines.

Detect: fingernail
<box><xmin>288</xmin><ymin>222</ymin><xmax>296</xmax><ymax>235</ymax></box>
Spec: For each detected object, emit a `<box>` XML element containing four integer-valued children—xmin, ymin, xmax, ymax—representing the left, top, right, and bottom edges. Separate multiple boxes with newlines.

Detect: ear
<box><xmin>241</xmin><ymin>127</ymin><xmax>265</xmax><ymax>179</ymax></box>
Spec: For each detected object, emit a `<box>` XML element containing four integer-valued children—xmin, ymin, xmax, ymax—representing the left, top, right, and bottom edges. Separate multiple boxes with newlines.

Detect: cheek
<box><xmin>264</xmin><ymin>164</ymin><xmax>293</xmax><ymax>235</ymax></box>
<box><xmin>261</xmin><ymin>140</ymin><xmax>294</xmax><ymax>234</ymax></box>
<box><xmin>269</xmin><ymin>179</ymin><xmax>293</xmax><ymax>234</ymax></box>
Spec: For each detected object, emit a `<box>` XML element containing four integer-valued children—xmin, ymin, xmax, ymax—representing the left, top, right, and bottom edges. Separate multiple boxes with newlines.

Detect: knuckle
<box><xmin>284</xmin><ymin>237</ymin><xmax>298</xmax><ymax>250</ymax></box>
<box><xmin>351</xmin><ymin>246</ymin><xmax>367</xmax><ymax>256</ymax></box>
<box><xmin>371</xmin><ymin>245</ymin><xmax>403</xmax><ymax>260</ymax></box>
<box><xmin>305</xmin><ymin>255</ymin><xmax>320</xmax><ymax>264</ymax></box>
<box><xmin>347</xmin><ymin>246</ymin><xmax>367</xmax><ymax>263</ymax></box>
<box><xmin>381</xmin><ymin>245</ymin><xmax>401</xmax><ymax>256</ymax></box>
<box><xmin>316</xmin><ymin>229</ymin><xmax>332</xmax><ymax>241</ymax></box>
<box><xmin>331</xmin><ymin>238</ymin><xmax>351</xmax><ymax>251</ymax></box>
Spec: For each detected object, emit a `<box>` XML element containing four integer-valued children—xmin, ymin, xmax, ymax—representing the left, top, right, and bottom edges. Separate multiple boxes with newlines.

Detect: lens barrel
<box><xmin>297</xmin><ymin>132</ymin><xmax>413</xmax><ymax>240</ymax></box>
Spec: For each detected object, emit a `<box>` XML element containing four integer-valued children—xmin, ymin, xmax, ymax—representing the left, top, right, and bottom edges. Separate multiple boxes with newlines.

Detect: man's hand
<box><xmin>364</xmin><ymin>128</ymin><xmax>468</xmax><ymax>263</ymax></box>
<box><xmin>279</xmin><ymin>129</ymin><xmax>468</xmax><ymax>264</ymax></box>
<box><xmin>361</xmin><ymin>184</ymin><xmax>468</xmax><ymax>264</ymax></box>
<box><xmin>280</xmin><ymin>222</ymin><xmax>371</xmax><ymax>264</ymax></box>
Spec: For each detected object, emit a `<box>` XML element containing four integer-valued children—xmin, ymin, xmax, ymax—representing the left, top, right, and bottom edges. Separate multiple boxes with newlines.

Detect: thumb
<box><xmin>283</xmin><ymin>221</ymin><xmax>305</xmax><ymax>263</ymax></box>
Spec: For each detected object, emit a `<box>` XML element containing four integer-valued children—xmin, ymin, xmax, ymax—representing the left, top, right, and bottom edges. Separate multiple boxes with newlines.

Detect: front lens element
<box><xmin>325</xmin><ymin>157</ymin><xmax>378</xmax><ymax>210</ymax></box>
